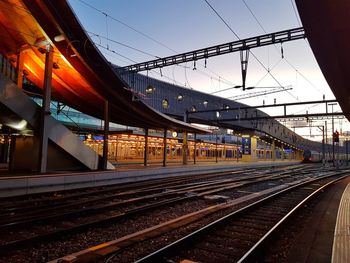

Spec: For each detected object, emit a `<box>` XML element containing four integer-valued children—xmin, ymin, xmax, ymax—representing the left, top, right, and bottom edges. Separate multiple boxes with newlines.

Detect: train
<box><xmin>302</xmin><ymin>149</ymin><xmax>348</xmax><ymax>163</ymax></box>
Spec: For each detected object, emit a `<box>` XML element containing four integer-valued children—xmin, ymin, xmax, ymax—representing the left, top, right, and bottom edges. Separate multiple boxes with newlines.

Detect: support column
<box><xmin>241</xmin><ymin>136</ymin><xmax>257</xmax><ymax>162</ymax></box>
<box><xmin>144</xmin><ymin>128</ymin><xmax>149</xmax><ymax>166</ymax></box>
<box><xmin>182</xmin><ymin>131</ymin><xmax>188</xmax><ymax>165</ymax></box>
<box><xmin>162</xmin><ymin>129</ymin><xmax>167</xmax><ymax>167</ymax></box>
<box><xmin>102</xmin><ymin>100</ymin><xmax>109</xmax><ymax>170</ymax></box>
<box><xmin>215</xmin><ymin>132</ymin><xmax>218</xmax><ymax>163</ymax></box>
<box><xmin>272</xmin><ymin>140</ymin><xmax>276</xmax><ymax>161</ymax></box>
<box><xmin>281</xmin><ymin>144</ymin><xmax>284</xmax><ymax>160</ymax></box>
<box><xmin>332</xmin><ymin>116</ymin><xmax>335</xmax><ymax>166</ymax></box>
<box><xmin>264</xmin><ymin>141</ymin><xmax>267</xmax><ymax>161</ymax></box>
<box><xmin>16</xmin><ymin>50</ymin><xmax>24</xmax><ymax>89</ymax></box>
<box><xmin>325</xmin><ymin>121</ymin><xmax>330</xmax><ymax>161</ymax></box>
<box><xmin>322</xmin><ymin>125</ymin><xmax>325</xmax><ymax>165</ymax></box>
<box><xmin>193</xmin><ymin>133</ymin><xmax>197</xmax><ymax>164</ymax></box>
<box><xmin>39</xmin><ymin>45</ymin><xmax>53</xmax><ymax>173</ymax></box>
<box><xmin>346</xmin><ymin>140</ymin><xmax>349</xmax><ymax>166</ymax></box>
<box><xmin>0</xmin><ymin>127</ymin><xmax>10</xmax><ymax>163</ymax></box>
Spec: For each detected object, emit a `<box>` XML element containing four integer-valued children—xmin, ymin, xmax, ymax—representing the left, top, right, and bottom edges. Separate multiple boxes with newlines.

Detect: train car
<box><xmin>303</xmin><ymin>149</ymin><xmax>348</xmax><ymax>164</ymax></box>
<box><xmin>302</xmin><ymin>150</ymin><xmax>321</xmax><ymax>163</ymax></box>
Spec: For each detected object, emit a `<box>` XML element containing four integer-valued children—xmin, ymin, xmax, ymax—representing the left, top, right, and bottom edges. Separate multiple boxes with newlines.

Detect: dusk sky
<box><xmin>68</xmin><ymin>0</ymin><xmax>348</xmax><ymax>140</ymax></box>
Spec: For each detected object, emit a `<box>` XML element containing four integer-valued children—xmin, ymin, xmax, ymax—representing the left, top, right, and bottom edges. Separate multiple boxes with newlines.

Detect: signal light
<box><xmin>333</xmin><ymin>130</ymin><xmax>339</xmax><ymax>143</ymax></box>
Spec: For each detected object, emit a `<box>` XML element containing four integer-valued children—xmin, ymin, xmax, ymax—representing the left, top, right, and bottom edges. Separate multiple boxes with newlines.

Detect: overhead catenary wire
<box><xmin>87</xmin><ymin>30</ymin><xmax>235</xmax><ymax>87</ymax></box>
<box><xmin>204</xmin><ymin>0</ymin><xmax>298</xmax><ymax>100</ymax></box>
<box><xmin>76</xmin><ymin>0</ymin><xmax>178</xmax><ymax>54</ymax></box>
<box><xmin>75</xmin><ymin>0</ymin><xmax>234</xmax><ymax>88</ymax></box>
<box><xmin>241</xmin><ymin>0</ymin><xmax>323</xmax><ymax>95</ymax></box>
<box><xmin>87</xmin><ymin>31</ymin><xmax>160</xmax><ymax>59</ymax></box>
<box><xmin>290</xmin><ymin>0</ymin><xmax>302</xmax><ymax>27</ymax></box>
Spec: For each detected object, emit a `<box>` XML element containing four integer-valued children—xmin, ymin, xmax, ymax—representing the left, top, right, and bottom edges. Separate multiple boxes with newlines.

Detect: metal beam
<box><xmin>120</xmin><ymin>27</ymin><xmax>305</xmax><ymax>73</ymax></box>
<box><xmin>216</xmin><ymin>112</ymin><xmax>345</xmax><ymax>122</ymax></box>
<box><xmin>188</xmin><ymin>99</ymin><xmax>337</xmax><ymax>114</ymax></box>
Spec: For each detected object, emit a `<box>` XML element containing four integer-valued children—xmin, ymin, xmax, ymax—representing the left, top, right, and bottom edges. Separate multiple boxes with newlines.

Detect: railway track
<box><xmin>0</xmin><ymin>164</ymin><xmax>308</xmax><ymax>214</ymax></box>
<box><xmin>130</xmin><ymin>171</ymin><xmax>348</xmax><ymax>263</ymax></box>
<box><xmin>0</xmin><ymin>165</ymin><xmax>310</xmax><ymax>228</ymax></box>
<box><xmin>0</xmin><ymin>165</ymin><xmax>335</xmax><ymax>262</ymax></box>
<box><xmin>0</xmin><ymin>167</ymin><xmax>312</xmax><ymax>251</ymax></box>
<box><xmin>0</xmin><ymin>167</ymin><xmax>266</xmax><ymax>213</ymax></box>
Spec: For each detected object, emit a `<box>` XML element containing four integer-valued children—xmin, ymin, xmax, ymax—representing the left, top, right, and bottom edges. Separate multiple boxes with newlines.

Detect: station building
<box><xmin>0</xmin><ymin>0</ymin><xmax>344</xmax><ymax>172</ymax></box>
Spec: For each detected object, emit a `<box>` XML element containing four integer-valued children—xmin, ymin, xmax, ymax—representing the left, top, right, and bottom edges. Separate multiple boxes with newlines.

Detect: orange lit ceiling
<box><xmin>296</xmin><ymin>0</ymin><xmax>350</xmax><ymax>120</ymax></box>
<box><xmin>0</xmin><ymin>0</ymin><xmax>209</xmax><ymax>133</ymax></box>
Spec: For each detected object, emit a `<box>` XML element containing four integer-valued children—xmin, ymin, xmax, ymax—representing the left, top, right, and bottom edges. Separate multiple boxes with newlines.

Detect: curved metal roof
<box><xmin>296</xmin><ymin>0</ymin><xmax>350</xmax><ymax>120</ymax></box>
<box><xmin>0</xmin><ymin>0</ymin><xmax>209</xmax><ymax>134</ymax></box>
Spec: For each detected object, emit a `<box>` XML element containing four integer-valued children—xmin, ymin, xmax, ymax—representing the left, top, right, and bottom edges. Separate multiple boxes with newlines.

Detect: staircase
<box><xmin>0</xmin><ymin>73</ymin><xmax>114</xmax><ymax>170</ymax></box>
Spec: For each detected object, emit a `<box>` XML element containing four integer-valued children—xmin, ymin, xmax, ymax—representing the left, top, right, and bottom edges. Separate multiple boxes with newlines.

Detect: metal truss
<box><xmin>187</xmin><ymin>99</ymin><xmax>345</xmax><ymax>123</ymax></box>
<box><xmin>188</xmin><ymin>99</ymin><xmax>338</xmax><ymax>114</ymax></box>
<box><xmin>120</xmin><ymin>27</ymin><xmax>305</xmax><ymax>73</ymax></box>
<box><xmin>217</xmin><ymin>112</ymin><xmax>345</xmax><ymax>122</ymax></box>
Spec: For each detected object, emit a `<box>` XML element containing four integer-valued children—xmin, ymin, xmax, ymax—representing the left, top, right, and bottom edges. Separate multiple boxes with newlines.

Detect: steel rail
<box><xmin>0</xmin><ymin>168</ymin><xmax>259</xmax><ymax>212</ymax></box>
<box><xmin>237</xmin><ymin>174</ymin><xmax>349</xmax><ymax>262</ymax></box>
<box><xmin>0</xmin><ymin>167</ymin><xmax>311</xmax><ymax>253</ymax></box>
<box><xmin>0</xmin><ymin>168</ymin><xmax>295</xmax><ymax>229</ymax></box>
<box><xmin>135</xmin><ymin>170</ymin><xmax>349</xmax><ymax>263</ymax></box>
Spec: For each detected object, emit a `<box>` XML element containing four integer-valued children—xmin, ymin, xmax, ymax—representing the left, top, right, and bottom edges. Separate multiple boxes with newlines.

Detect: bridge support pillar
<box><xmin>272</xmin><ymin>140</ymin><xmax>276</xmax><ymax>161</ymax></box>
<box><xmin>162</xmin><ymin>129</ymin><xmax>167</xmax><ymax>167</ymax></box>
<box><xmin>144</xmin><ymin>128</ymin><xmax>149</xmax><ymax>166</ymax></box>
<box><xmin>0</xmin><ymin>126</ymin><xmax>10</xmax><ymax>163</ymax></box>
<box><xmin>102</xmin><ymin>100</ymin><xmax>109</xmax><ymax>170</ymax></box>
<box><xmin>182</xmin><ymin>131</ymin><xmax>188</xmax><ymax>165</ymax></box>
<box><xmin>193</xmin><ymin>133</ymin><xmax>197</xmax><ymax>164</ymax></box>
<box><xmin>16</xmin><ymin>49</ymin><xmax>25</xmax><ymax>89</ymax></box>
<box><xmin>39</xmin><ymin>45</ymin><xmax>53</xmax><ymax>173</ymax></box>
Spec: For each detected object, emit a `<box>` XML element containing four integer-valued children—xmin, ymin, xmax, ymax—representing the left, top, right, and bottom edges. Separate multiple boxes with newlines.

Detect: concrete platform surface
<box><xmin>332</xmin><ymin>182</ymin><xmax>350</xmax><ymax>263</ymax></box>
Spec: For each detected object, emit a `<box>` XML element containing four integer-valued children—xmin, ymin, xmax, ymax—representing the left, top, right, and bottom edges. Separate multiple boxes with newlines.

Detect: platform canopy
<box><xmin>296</xmin><ymin>0</ymin><xmax>350</xmax><ymax>121</ymax></box>
<box><xmin>0</xmin><ymin>0</ymin><xmax>209</xmax><ymax>134</ymax></box>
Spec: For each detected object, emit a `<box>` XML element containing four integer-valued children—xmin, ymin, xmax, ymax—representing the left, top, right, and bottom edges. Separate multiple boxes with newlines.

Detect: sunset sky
<box><xmin>68</xmin><ymin>0</ymin><xmax>349</xmax><ymax>141</ymax></box>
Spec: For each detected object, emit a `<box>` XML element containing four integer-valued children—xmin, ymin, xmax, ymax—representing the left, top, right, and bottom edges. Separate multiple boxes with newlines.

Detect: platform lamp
<box><xmin>145</xmin><ymin>70</ymin><xmax>155</xmax><ymax>94</ymax></box>
<box><xmin>145</xmin><ymin>84</ymin><xmax>155</xmax><ymax>94</ymax></box>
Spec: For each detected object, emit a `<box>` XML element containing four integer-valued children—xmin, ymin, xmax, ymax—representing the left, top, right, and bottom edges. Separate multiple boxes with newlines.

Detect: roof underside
<box><xmin>296</xmin><ymin>0</ymin><xmax>350</xmax><ymax>120</ymax></box>
<box><xmin>0</xmin><ymin>0</ymin><xmax>209</xmax><ymax>134</ymax></box>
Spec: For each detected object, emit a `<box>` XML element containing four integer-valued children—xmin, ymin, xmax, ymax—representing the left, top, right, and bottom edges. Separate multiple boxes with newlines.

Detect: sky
<box><xmin>67</xmin><ymin>0</ymin><xmax>349</xmax><ymax>143</ymax></box>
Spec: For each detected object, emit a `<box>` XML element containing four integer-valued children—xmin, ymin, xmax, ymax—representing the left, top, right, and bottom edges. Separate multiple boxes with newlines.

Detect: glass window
<box><xmin>177</xmin><ymin>94</ymin><xmax>184</xmax><ymax>101</ymax></box>
<box><xmin>162</xmin><ymin>99</ymin><xmax>169</xmax><ymax>109</ymax></box>
<box><xmin>145</xmin><ymin>85</ymin><xmax>155</xmax><ymax>94</ymax></box>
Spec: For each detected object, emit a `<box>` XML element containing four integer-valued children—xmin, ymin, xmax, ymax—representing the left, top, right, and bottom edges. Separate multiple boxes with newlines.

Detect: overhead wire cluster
<box><xmin>204</xmin><ymin>0</ymin><xmax>298</xmax><ymax>101</ymax></box>
<box><xmin>239</xmin><ymin>0</ymin><xmax>328</xmax><ymax>121</ymax></box>
<box><xmin>75</xmin><ymin>0</ymin><xmax>236</xmax><ymax>91</ymax></box>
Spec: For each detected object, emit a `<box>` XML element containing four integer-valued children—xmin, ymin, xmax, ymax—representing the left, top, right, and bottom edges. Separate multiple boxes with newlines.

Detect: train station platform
<box><xmin>332</xmin><ymin>182</ymin><xmax>350</xmax><ymax>263</ymax></box>
<box><xmin>0</xmin><ymin>160</ymin><xmax>301</xmax><ymax>197</ymax></box>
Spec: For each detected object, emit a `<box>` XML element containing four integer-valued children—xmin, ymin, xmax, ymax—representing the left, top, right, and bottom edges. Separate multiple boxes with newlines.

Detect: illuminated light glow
<box><xmin>54</xmin><ymin>34</ymin><xmax>65</xmax><ymax>42</ymax></box>
<box><xmin>8</xmin><ymin>120</ymin><xmax>27</xmax><ymax>130</ymax></box>
<box><xmin>24</xmin><ymin>63</ymin><xmax>39</xmax><ymax>78</ymax></box>
<box><xmin>60</xmin><ymin>54</ymin><xmax>73</xmax><ymax>68</ymax></box>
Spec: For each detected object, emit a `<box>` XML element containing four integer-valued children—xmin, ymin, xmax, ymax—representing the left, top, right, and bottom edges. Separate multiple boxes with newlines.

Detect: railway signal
<box><xmin>333</xmin><ymin>130</ymin><xmax>340</xmax><ymax>143</ymax></box>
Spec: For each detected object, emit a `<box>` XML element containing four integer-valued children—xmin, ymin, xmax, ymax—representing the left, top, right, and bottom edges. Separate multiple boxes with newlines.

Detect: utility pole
<box><xmin>328</xmin><ymin>102</ymin><xmax>337</xmax><ymax>166</ymax></box>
